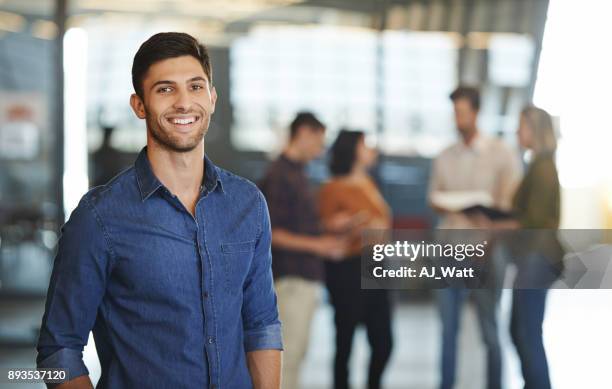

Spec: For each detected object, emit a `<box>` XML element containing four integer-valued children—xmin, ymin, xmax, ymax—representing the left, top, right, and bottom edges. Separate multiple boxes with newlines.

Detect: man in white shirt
<box><xmin>429</xmin><ymin>86</ymin><xmax>522</xmax><ymax>389</ymax></box>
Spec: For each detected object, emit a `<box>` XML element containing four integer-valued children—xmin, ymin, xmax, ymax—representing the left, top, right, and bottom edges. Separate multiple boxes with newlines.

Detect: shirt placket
<box><xmin>162</xmin><ymin>187</ymin><xmax>220</xmax><ymax>389</ymax></box>
<box><xmin>196</xmin><ymin>193</ymin><xmax>220</xmax><ymax>389</ymax></box>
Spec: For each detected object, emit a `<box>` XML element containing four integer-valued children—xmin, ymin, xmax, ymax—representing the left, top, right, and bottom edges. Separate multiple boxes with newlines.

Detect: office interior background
<box><xmin>1</xmin><ymin>0</ymin><xmax>611</xmax><ymax>388</ymax></box>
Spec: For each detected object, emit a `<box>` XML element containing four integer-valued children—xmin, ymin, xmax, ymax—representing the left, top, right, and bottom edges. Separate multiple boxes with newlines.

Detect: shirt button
<box><xmin>203</xmin><ymin>291</ymin><xmax>209</xmax><ymax>298</ymax></box>
<box><xmin>208</xmin><ymin>337</ymin><xmax>215</xmax><ymax>344</ymax></box>
<box><xmin>211</xmin><ymin>385</ymin><xmax>217</xmax><ymax>389</ymax></box>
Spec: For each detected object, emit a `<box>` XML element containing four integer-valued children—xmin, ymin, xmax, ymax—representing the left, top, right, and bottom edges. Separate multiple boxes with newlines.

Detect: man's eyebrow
<box><xmin>150</xmin><ymin>80</ymin><xmax>176</xmax><ymax>90</ymax></box>
<box><xmin>188</xmin><ymin>76</ymin><xmax>208</xmax><ymax>83</ymax></box>
<box><xmin>150</xmin><ymin>77</ymin><xmax>208</xmax><ymax>91</ymax></box>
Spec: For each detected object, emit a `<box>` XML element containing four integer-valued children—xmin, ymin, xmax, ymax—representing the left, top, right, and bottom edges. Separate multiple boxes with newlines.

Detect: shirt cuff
<box><xmin>244</xmin><ymin>323</ymin><xmax>283</xmax><ymax>352</ymax></box>
<box><xmin>37</xmin><ymin>348</ymin><xmax>89</xmax><ymax>381</ymax></box>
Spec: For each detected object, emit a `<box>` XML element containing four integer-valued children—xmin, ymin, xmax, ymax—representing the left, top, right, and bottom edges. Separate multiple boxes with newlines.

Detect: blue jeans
<box><xmin>511</xmin><ymin>289</ymin><xmax>550</xmax><ymax>389</ymax></box>
<box><xmin>437</xmin><ymin>288</ymin><xmax>502</xmax><ymax>389</ymax></box>
<box><xmin>511</xmin><ymin>253</ymin><xmax>554</xmax><ymax>389</ymax></box>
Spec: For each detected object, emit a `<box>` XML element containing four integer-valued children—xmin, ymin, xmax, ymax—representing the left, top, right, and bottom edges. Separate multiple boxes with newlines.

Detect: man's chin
<box><xmin>167</xmin><ymin>144</ymin><xmax>199</xmax><ymax>153</ymax></box>
<box><xmin>165</xmin><ymin>137</ymin><xmax>205</xmax><ymax>153</ymax></box>
<box><xmin>151</xmin><ymin>133</ymin><xmax>205</xmax><ymax>153</ymax></box>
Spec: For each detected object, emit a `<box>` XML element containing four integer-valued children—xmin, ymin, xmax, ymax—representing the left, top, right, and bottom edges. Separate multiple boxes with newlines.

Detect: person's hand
<box><xmin>325</xmin><ymin>212</ymin><xmax>354</xmax><ymax>232</ymax></box>
<box><xmin>326</xmin><ymin>211</ymin><xmax>370</xmax><ymax>233</ymax></box>
<box><xmin>466</xmin><ymin>211</ymin><xmax>492</xmax><ymax>229</ymax></box>
<box><xmin>366</xmin><ymin>217</ymin><xmax>390</xmax><ymax>230</ymax></box>
<box><xmin>315</xmin><ymin>235</ymin><xmax>349</xmax><ymax>261</ymax></box>
<box><xmin>490</xmin><ymin>219</ymin><xmax>521</xmax><ymax>230</ymax></box>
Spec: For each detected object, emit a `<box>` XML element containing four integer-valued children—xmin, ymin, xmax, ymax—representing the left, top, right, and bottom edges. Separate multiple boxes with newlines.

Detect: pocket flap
<box><xmin>221</xmin><ymin>241</ymin><xmax>256</xmax><ymax>253</ymax></box>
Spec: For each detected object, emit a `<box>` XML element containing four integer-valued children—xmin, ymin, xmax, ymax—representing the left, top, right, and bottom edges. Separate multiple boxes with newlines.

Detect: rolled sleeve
<box><xmin>37</xmin><ymin>348</ymin><xmax>89</xmax><ymax>381</ymax></box>
<box><xmin>428</xmin><ymin>155</ymin><xmax>444</xmax><ymax>201</ymax></box>
<box><xmin>242</xmin><ymin>192</ymin><xmax>283</xmax><ymax>352</ymax></box>
<box><xmin>37</xmin><ymin>196</ymin><xmax>113</xmax><ymax>375</ymax></box>
<box><xmin>243</xmin><ymin>322</ymin><xmax>283</xmax><ymax>352</ymax></box>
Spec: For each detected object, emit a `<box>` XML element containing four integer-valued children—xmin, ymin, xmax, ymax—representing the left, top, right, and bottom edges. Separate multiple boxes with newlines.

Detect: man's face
<box><xmin>130</xmin><ymin>55</ymin><xmax>217</xmax><ymax>153</ymax></box>
<box><xmin>297</xmin><ymin>126</ymin><xmax>325</xmax><ymax>161</ymax></box>
<box><xmin>453</xmin><ymin>98</ymin><xmax>478</xmax><ymax>137</ymax></box>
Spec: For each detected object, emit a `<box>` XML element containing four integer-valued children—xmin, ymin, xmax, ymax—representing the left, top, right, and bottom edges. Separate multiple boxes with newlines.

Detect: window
<box><xmin>230</xmin><ymin>25</ymin><xmax>377</xmax><ymax>152</ymax></box>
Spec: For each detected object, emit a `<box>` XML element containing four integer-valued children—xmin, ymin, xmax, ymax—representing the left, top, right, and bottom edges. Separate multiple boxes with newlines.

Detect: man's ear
<box><xmin>130</xmin><ymin>93</ymin><xmax>146</xmax><ymax>119</ymax></box>
<box><xmin>210</xmin><ymin>86</ymin><xmax>217</xmax><ymax>114</ymax></box>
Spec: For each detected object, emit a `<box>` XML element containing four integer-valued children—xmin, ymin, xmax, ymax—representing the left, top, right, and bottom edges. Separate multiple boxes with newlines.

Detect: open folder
<box><xmin>430</xmin><ymin>190</ymin><xmax>514</xmax><ymax>220</ymax></box>
<box><xmin>430</xmin><ymin>190</ymin><xmax>494</xmax><ymax>211</ymax></box>
<box><xmin>461</xmin><ymin>204</ymin><xmax>514</xmax><ymax>220</ymax></box>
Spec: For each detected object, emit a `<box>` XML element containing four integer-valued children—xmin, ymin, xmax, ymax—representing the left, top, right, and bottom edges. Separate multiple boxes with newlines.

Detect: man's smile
<box><xmin>164</xmin><ymin>114</ymin><xmax>202</xmax><ymax>131</ymax></box>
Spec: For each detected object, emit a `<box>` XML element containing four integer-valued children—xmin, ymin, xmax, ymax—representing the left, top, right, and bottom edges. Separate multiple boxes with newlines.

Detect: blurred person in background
<box><xmin>91</xmin><ymin>125</ymin><xmax>128</xmax><ymax>187</ymax></box>
<box><xmin>428</xmin><ymin>86</ymin><xmax>522</xmax><ymax>389</ymax></box>
<box><xmin>259</xmin><ymin>112</ymin><xmax>351</xmax><ymax>389</ymax></box>
<box><xmin>483</xmin><ymin>105</ymin><xmax>563</xmax><ymax>389</ymax></box>
<box><xmin>319</xmin><ymin>129</ymin><xmax>393</xmax><ymax>389</ymax></box>
<box><xmin>37</xmin><ymin>32</ymin><xmax>282</xmax><ymax>389</ymax></box>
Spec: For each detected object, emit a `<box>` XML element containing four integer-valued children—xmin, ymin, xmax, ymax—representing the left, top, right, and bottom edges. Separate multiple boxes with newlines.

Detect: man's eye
<box><xmin>191</xmin><ymin>84</ymin><xmax>204</xmax><ymax>91</ymax></box>
<box><xmin>157</xmin><ymin>86</ymin><xmax>173</xmax><ymax>93</ymax></box>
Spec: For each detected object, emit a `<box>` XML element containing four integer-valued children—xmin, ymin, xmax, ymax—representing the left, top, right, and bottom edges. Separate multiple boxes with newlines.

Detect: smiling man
<box><xmin>36</xmin><ymin>32</ymin><xmax>282</xmax><ymax>389</ymax></box>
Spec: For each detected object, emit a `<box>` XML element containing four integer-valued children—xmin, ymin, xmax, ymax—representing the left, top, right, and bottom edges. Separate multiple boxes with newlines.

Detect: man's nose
<box><xmin>172</xmin><ymin>89</ymin><xmax>192</xmax><ymax>111</ymax></box>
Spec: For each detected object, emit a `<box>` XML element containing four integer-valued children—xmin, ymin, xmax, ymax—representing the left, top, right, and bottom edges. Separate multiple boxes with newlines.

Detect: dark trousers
<box><xmin>511</xmin><ymin>253</ymin><xmax>554</xmax><ymax>389</ymax></box>
<box><xmin>511</xmin><ymin>289</ymin><xmax>551</xmax><ymax>389</ymax></box>
<box><xmin>326</xmin><ymin>257</ymin><xmax>393</xmax><ymax>389</ymax></box>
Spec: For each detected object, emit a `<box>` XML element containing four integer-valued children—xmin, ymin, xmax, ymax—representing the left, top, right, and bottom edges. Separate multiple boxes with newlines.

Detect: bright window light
<box><xmin>534</xmin><ymin>0</ymin><xmax>612</xmax><ymax>190</ymax></box>
<box><xmin>63</xmin><ymin>27</ymin><xmax>89</xmax><ymax>219</ymax></box>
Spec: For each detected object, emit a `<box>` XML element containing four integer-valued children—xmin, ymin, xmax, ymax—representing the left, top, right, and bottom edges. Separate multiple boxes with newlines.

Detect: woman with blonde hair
<box><xmin>490</xmin><ymin>105</ymin><xmax>563</xmax><ymax>389</ymax></box>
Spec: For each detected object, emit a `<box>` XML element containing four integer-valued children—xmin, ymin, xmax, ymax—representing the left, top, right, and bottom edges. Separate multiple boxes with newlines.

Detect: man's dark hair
<box><xmin>132</xmin><ymin>32</ymin><xmax>212</xmax><ymax>99</ymax></box>
<box><xmin>450</xmin><ymin>86</ymin><xmax>480</xmax><ymax>111</ymax></box>
<box><xmin>289</xmin><ymin>112</ymin><xmax>325</xmax><ymax>139</ymax></box>
<box><xmin>329</xmin><ymin>129</ymin><xmax>364</xmax><ymax>176</ymax></box>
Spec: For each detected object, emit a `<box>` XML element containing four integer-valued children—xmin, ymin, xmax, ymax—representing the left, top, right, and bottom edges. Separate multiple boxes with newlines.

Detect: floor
<box><xmin>1</xmin><ymin>290</ymin><xmax>611</xmax><ymax>389</ymax></box>
<box><xmin>299</xmin><ymin>289</ymin><xmax>612</xmax><ymax>389</ymax></box>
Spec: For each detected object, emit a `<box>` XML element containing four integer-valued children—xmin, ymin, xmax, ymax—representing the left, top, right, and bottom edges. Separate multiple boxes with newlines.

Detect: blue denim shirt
<box><xmin>37</xmin><ymin>147</ymin><xmax>282</xmax><ymax>389</ymax></box>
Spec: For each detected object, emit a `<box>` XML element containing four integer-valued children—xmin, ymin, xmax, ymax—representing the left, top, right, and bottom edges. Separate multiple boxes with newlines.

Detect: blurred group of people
<box><xmin>259</xmin><ymin>86</ymin><xmax>562</xmax><ymax>389</ymax></box>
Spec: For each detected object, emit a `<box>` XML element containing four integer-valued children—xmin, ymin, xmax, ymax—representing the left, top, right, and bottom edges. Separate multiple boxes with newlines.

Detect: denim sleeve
<box><xmin>241</xmin><ymin>192</ymin><xmax>283</xmax><ymax>352</ymax></box>
<box><xmin>37</xmin><ymin>348</ymin><xmax>89</xmax><ymax>381</ymax></box>
<box><xmin>36</xmin><ymin>197</ymin><xmax>114</xmax><ymax>378</ymax></box>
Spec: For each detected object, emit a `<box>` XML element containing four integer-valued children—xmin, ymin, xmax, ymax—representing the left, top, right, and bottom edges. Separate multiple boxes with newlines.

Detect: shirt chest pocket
<box><xmin>220</xmin><ymin>241</ymin><xmax>256</xmax><ymax>295</ymax></box>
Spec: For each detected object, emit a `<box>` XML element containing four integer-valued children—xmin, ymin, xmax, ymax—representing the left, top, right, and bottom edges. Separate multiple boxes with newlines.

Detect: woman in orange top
<box><xmin>319</xmin><ymin>130</ymin><xmax>393</xmax><ymax>389</ymax></box>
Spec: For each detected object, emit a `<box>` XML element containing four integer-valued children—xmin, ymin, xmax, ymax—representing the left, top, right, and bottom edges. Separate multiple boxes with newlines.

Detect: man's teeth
<box><xmin>172</xmin><ymin>117</ymin><xmax>196</xmax><ymax>124</ymax></box>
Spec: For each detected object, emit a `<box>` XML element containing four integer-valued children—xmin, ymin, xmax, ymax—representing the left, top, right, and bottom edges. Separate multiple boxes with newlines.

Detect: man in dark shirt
<box><xmin>37</xmin><ymin>32</ymin><xmax>281</xmax><ymax>389</ymax></box>
<box><xmin>90</xmin><ymin>126</ymin><xmax>130</xmax><ymax>188</ymax></box>
<box><xmin>259</xmin><ymin>112</ymin><xmax>347</xmax><ymax>389</ymax></box>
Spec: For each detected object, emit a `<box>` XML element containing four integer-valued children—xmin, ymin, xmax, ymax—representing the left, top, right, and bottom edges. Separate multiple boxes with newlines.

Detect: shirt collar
<box><xmin>458</xmin><ymin>132</ymin><xmax>488</xmax><ymax>154</ymax></box>
<box><xmin>135</xmin><ymin>146</ymin><xmax>224</xmax><ymax>202</ymax></box>
<box><xmin>280</xmin><ymin>152</ymin><xmax>305</xmax><ymax>170</ymax></box>
<box><xmin>203</xmin><ymin>153</ymin><xmax>224</xmax><ymax>195</ymax></box>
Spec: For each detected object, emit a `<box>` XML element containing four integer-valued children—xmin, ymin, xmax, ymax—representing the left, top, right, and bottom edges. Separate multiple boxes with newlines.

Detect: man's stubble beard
<box><xmin>145</xmin><ymin>108</ymin><xmax>209</xmax><ymax>153</ymax></box>
<box><xmin>457</xmin><ymin>125</ymin><xmax>476</xmax><ymax>139</ymax></box>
